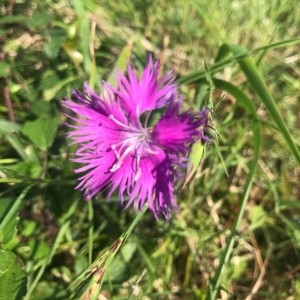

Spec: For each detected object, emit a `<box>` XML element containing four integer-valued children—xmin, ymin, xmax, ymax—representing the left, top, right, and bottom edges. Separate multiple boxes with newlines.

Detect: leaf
<box><xmin>44</xmin><ymin>28</ymin><xmax>67</xmax><ymax>59</ymax></box>
<box><xmin>69</xmin><ymin>207</ymin><xmax>147</xmax><ymax>300</ymax></box>
<box><xmin>181</xmin><ymin>42</ymin><xmax>300</xmax><ymax>164</ymax></box>
<box><xmin>0</xmin><ymin>15</ymin><xmax>27</xmax><ymax>25</ymax></box>
<box><xmin>105</xmin><ymin>242</ymin><xmax>137</xmax><ymax>282</ymax></box>
<box><xmin>207</xmin><ymin>82</ymin><xmax>261</xmax><ymax>299</ymax></box>
<box><xmin>0</xmin><ymin>250</ymin><xmax>27</xmax><ymax>300</ymax></box>
<box><xmin>70</xmin><ymin>238</ymin><xmax>123</xmax><ymax>300</ymax></box>
<box><xmin>0</xmin><ymin>187</ymin><xmax>31</xmax><ymax>248</ymax></box>
<box><xmin>44</xmin><ymin>76</ymin><xmax>77</xmax><ymax>101</ymax></box>
<box><xmin>27</xmin><ymin>239</ymin><xmax>51</xmax><ymax>260</ymax></box>
<box><xmin>0</xmin><ymin>62</ymin><xmax>10</xmax><ymax>77</ymax></box>
<box><xmin>182</xmin><ymin>140</ymin><xmax>205</xmax><ymax>189</ymax></box>
<box><xmin>3</xmin><ymin>161</ymin><xmax>42</xmax><ymax>179</ymax></box>
<box><xmin>178</xmin><ymin>38</ymin><xmax>300</xmax><ymax>85</ymax></box>
<box><xmin>0</xmin><ymin>199</ymin><xmax>18</xmax><ymax>247</ymax></box>
<box><xmin>27</xmin><ymin>13</ymin><xmax>54</xmax><ymax>29</ymax></box>
<box><xmin>248</xmin><ymin>205</ymin><xmax>270</xmax><ymax>230</ymax></box>
<box><xmin>107</xmin><ymin>40</ymin><xmax>134</xmax><ymax>86</ymax></box>
<box><xmin>22</xmin><ymin>115</ymin><xmax>60</xmax><ymax>150</ymax></box>
<box><xmin>30</xmin><ymin>101</ymin><xmax>60</xmax><ymax>118</ymax></box>
<box><xmin>226</xmin><ymin>43</ymin><xmax>300</xmax><ymax>164</ymax></box>
<box><xmin>0</xmin><ymin>120</ymin><xmax>21</xmax><ymax>135</ymax></box>
<box><xmin>25</xmin><ymin>199</ymin><xmax>79</xmax><ymax>299</ymax></box>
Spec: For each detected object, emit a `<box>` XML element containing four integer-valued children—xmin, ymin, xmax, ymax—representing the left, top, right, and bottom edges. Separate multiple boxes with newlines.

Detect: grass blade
<box><xmin>207</xmin><ymin>81</ymin><xmax>261</xmax><ymax>299</ymax></box>
<box><xmin>69</xmin><ymin>206</ymin><xmax>147</xmax><ymax>299</ymax></box>
<box><xmin>0</xmin><ymin>185</ymin><xmax>32</xmax><ymax>232</ymax></box>
<box><xmin>25</xmin><ymin>198</ymin><xmax>80</xmax><ymax>299</ymax></box>
<box><xmin>227</xmin><ymin>43</ymin><xmax>300</xmax><ymax>164</ymax></box>
<box><xmin>178</xmin><ymin>38</ymin><xmax>300</xmax><ymax>85</ymax></box>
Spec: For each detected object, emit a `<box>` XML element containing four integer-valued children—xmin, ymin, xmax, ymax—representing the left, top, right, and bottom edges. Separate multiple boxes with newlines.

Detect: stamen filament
<box><xmin>108</xmin><ymin>114</ymin><xmax>142</xmax><ymax>133</ymax></box>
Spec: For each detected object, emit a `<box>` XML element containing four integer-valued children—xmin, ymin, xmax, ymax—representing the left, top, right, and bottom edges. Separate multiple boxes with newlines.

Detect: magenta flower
<box><xmin>63</xmin><ymin>58</ymin><xmax>209</xmax><ymax>218</ymax></box>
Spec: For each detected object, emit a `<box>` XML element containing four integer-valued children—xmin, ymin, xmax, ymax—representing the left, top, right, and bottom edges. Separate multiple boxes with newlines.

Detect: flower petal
<box><xmin>116</xmin><ymin>57</ymin><xmax>177</xmax><ymax>119</ymax></box>
<box><xmin>152</xmin><ymin>102</ymin><xmax>201</xmax><ymax>153</ymax></box>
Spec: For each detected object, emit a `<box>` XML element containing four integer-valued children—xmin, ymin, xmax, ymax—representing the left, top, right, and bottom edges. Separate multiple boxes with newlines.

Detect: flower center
<box><xmin>108</xmin><ymin>114</ymin><xmax>156</xmax><ymax>181</ymax></box>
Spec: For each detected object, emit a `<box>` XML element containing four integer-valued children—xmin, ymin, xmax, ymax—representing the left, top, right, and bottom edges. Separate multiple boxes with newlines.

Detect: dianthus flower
<box><xmin>63</xmin><ymin>58</ymin><xmax>209</xmax><ymax>218</ymax></box>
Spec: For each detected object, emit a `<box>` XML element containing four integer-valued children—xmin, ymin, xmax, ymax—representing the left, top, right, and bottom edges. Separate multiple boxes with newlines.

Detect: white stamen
<box><xmin>108</xmin><ymin>113</ymin><xmax>158</xmax><ymax>179</ymax></box>
<box><xmin>110</xmin><ymin>144</ymin><xmax>135</xmax><ymax>172</ymax></box>
<box><xmin>108</xmin><ymin>114</ymin><xmax>141</xmax><ymax>133</ymax></box>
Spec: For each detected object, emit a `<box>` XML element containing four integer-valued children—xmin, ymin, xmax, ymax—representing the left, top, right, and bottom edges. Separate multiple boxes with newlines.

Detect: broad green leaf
<box><xmin>30</xmin><ymin>101</ymin><xmax>60</xmax><ymax>118</ymax></box>
<box><xmin>0</xmin><ymin>120</ymin><xmax>21</xmax><ymax>134</ymax></box>
<box><xmin>27</xmin><ymin>13</ymin><xmax>53</xmax><ymax>29</ymax></box>
<box><xmin>26</xmin><ymin>239</ymin><xmax>51</xmax><ymax>260</ymax></box>
<box><xmin>105</xmin><ymin>242</ymin><xmax>137</xmax><ymax>282</ymax></box>
<box><xmin>44</xmin><ymin>28</ymin><xmax>67</xmax><ymax>59</ymax></box>
<box><xmin>20</xmin><ymin>220</ymin><xmax>37</xmax><ymax>238</ymax></box>
<box><xmin>0</xmin><ymin>250</ymin><xmax>27</xmax><ymax>300</ymax></box>
<box><xmin>21</xmin><ymin>115</ymin><xmax>60</xmax><ymax>150</ymax></box>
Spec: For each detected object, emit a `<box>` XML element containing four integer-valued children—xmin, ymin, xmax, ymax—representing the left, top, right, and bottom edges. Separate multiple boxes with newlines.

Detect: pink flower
<box><xmin>63</xmin><ymin>58</ymin><xmax>209</xmax><ymax>218</ymax></box>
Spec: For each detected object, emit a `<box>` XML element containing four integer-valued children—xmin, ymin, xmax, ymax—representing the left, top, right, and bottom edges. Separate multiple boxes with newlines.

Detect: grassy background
<box><xmin>0</xmin><ymin>0</ymin><xmax>299</xmax><ymax>299</ymax></box>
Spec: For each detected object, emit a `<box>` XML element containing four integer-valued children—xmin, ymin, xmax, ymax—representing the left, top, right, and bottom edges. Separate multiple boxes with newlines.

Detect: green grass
<box><xmin>0</xmin><ymin>0</ymin><xmax>299</xmax><ymax>299</ymax></box>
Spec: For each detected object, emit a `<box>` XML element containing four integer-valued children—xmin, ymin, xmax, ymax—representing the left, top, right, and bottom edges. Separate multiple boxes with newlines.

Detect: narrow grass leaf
<box><xmin>208</xmin><ymin>82</ymin><xmax>261</xmax><ymax>299</ymax></box>
<box><xmin>0</xmin><ymin>186</ymin><xmax>32</xmax><ymax>234</ymax></box>
<box><xmin>227</xmin><ymin>43</ymin><xmax>300</xmax><ymax>164</ymax></box>
<box><xmin>69</xmin><ymin>206</ymin><xmax>147</xmax><ymax>299</ymax></box>
<box><xmin>107</xmin><ymin>41</ymin><xmax>133</xmax><ymax>86</ymax></box>
<box><xmin>178</xmin><ymin>38</ymin><xmax>300</xmax><ymax>85</ymax></box>
<box><xmin>88</xmin><ymin>200</ymin><xmax>94</xmax><ymax>266</ymax></box>
<box><xmin>25</xmin><ymin>198</ymin><xmax>79</xmax><ymax>299</ymax></box>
